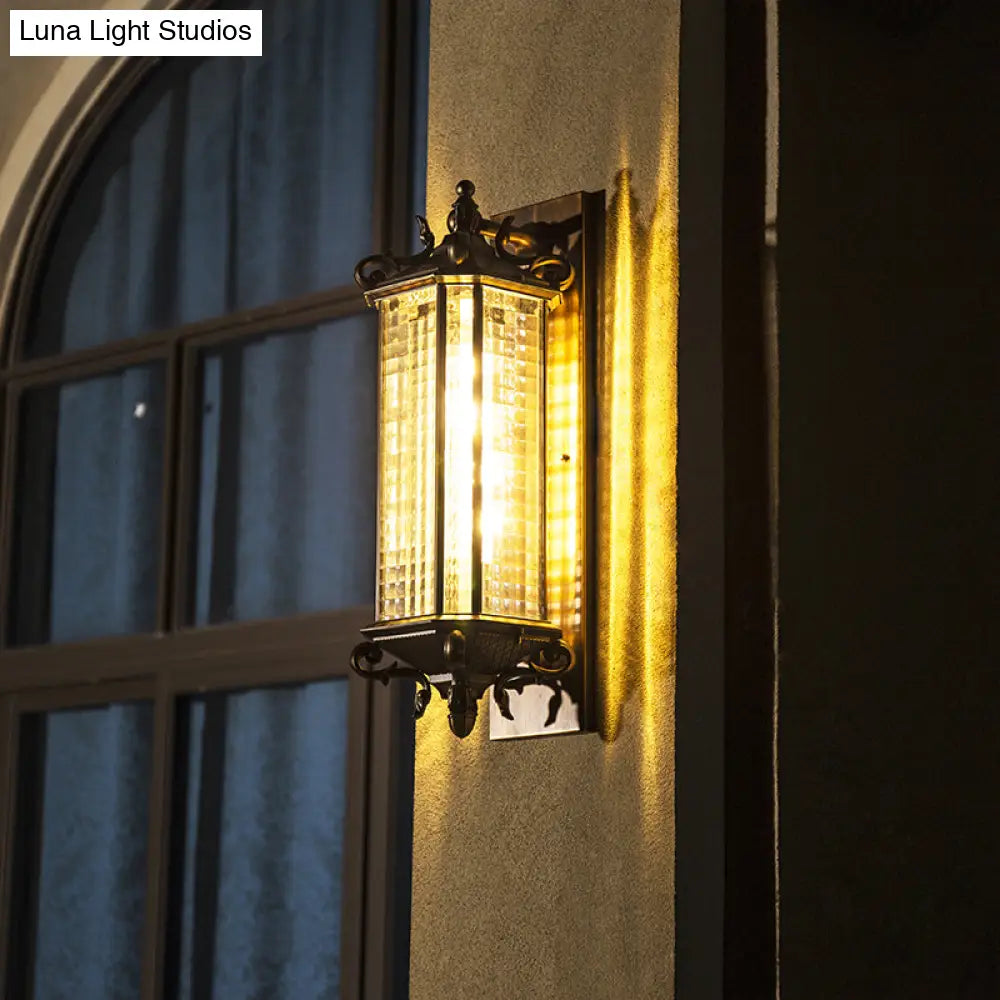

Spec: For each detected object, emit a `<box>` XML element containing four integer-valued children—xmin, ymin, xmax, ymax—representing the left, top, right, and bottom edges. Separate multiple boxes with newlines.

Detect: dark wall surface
<box><xmin>778</xmin><ymin>2</ymin><xmax>999</xmax><ymax>997</ymax></box>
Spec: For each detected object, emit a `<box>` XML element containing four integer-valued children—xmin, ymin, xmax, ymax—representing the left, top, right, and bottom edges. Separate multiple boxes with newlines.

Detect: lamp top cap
<box><xmin>354</xmin><ymin>178</ymin><xmax>574</xmax><ymax>297</ymax></box>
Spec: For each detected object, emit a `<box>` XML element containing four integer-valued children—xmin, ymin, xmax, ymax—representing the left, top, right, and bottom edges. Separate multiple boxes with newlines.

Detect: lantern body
<box><xmin>350</xmin><ymin>179</ymin><xmax>587</xmax><ymax>738</ymax></box>
<box><xmin>373</xmin><ymin>277</ymin><xmax>554</xmax><ymax>630</ymax></box>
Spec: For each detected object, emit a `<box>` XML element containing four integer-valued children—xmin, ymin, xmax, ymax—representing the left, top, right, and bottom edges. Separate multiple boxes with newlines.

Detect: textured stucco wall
<box><xmin>413</xmin><ymin>3</ymin><xmax>680</xmax><ymax>999</ymax></box>
<box><xmin>778</xmin><ymin>2</ymin><xmax>1000</xmax><ymax>996</ymax></box>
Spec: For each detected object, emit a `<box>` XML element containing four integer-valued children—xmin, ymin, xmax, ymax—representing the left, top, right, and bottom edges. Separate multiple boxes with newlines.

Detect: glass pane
<box><xmin>9</xmin><ymin>363</ymin><xmax>166</xmax><ymax>646</ymax></box>
<box><xmin>172</xmin><ymin>681</ymin><xmax>349</xmax><ymax>1000</ymax></box>
<box><xmin>25</xmin><ymin>0</ymin><xmax>378</xmax><ymax>358</ymax></box>
<box><xmin>190</xmin><ymin>315</ymin><xmax>376</xmax><ymax>625</ymax></box>
<box><xmin>441</xmin><ymin>285</ymin><xmax>475</xmax><ymax>614</ymax></box>
<box><xmin>481</xmin><ymin>287</ymin><xmax>546</xmax><ymax>620</ymax></box>
<box><xmin>376</xmin><ymin>286</ymin><xmax>438</xmax><ymax>621</ymax></box>
<box><xmin>9</xmin><ymin>701</ymin><xmax>153</xmax><ymax>1000</ymax></box>
<box><xmin>545</xmin><ymin>294</ymin><xmax>584</xmax><ymax>645</ymax></box>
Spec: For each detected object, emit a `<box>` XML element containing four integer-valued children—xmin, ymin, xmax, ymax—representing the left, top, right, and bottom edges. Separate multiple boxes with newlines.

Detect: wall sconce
<box><xmin>350</xmin><ymin>180</ymin><xmax>601</xmax><ymax>739</ymax></box>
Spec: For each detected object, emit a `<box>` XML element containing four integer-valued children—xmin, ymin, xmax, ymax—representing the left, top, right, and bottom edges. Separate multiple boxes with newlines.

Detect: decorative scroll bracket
<box><xmin>350</xmin><ymin>629</ymin><xmax>574</xmax><ymax>740</ymax></box>
<box><xmin>354</xmin><ymin>180</ymin><xmax>575</xmax><ymax>296</ymax></box>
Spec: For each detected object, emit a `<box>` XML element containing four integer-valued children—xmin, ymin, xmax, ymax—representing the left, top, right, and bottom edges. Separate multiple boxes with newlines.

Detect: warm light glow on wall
<box><xmin>640</xmin><ymin>143</ymin><xmax>679</xmax><ymax>822</ymax></box>
<box><xmin>601</xmin><ymin>165</ymin><xmax>637</xmax><ymax>741</ymax></box>
<box><xmin>598</xmin><ymin>148</ymin><xmax>678</xmax><ymax>787</ymax></box>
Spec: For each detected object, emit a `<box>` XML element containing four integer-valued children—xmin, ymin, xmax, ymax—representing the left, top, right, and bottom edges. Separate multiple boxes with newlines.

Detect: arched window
<box><xmin>0</xmin><ymin>2</ymin><xmax>427</xmax><ymax>997</ymax></box>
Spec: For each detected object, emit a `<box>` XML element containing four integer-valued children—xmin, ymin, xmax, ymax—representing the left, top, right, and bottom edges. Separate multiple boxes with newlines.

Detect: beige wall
<box><xmin>0</xmin><ymin>2</ymin><xmax>100</xmax><ymax>171</ymax></box>
<box><xmin>0</xmin><ymin>2</ymin><xmax>155</xmax><ymax>188</ymax></box>
<box><xmin>413</xmin><ymin>3</ymin><xmax>680</xmax><ymax>998</ymax></box>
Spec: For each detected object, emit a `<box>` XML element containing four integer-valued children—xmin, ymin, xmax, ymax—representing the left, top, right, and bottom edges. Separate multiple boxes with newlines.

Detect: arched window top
<box><xmin>4</xmin><ymin>0</ymin><xmax>429</xmax><ymax>649</ymax></box>
<box><xmin>24</xmin><ymin>0</ymin><xmax>378</xmax><ymax>360</ymax></box>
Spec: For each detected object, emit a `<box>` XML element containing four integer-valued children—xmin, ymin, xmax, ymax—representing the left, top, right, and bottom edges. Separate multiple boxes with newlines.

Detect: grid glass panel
<box><xmin>481</xmin><ymin>286</ymin><xmax>546</xmax><ymax>620</ymax></box>
<box><xmin>441</xmin><ymin>285</ymin><xmax>475</xmax><ymax>614</ymax></box>
<box><xmin>377</xmin><ymin>286</ymin><xmax>438</xmax><ymax>620</ymax></box>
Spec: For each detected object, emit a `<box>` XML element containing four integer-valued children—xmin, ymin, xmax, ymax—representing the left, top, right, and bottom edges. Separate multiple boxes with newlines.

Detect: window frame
<box><xmin>0</xmin><ymin>1</ymin><xmax>423</xmax><ymax>996</ymax></box>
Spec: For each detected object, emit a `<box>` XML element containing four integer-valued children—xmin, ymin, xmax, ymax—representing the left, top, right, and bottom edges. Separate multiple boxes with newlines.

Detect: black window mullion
<box><xmin>372</xmin><ymin>0</ymin><xmax>394</xmax><ymax>254</ymax></box>
<box><xmin>363</xmin><ymin>4</ymin><xmax>420</xmax><ymax>996</ymax></box>
<box><xmin>140</xmin><ymin>680</ymin><xmax>176</xmax><ymax>1000</ymax></box>
<box><xmin>0</xmin><ymin>609</ymin><xmax>365</xmax><ymax>696</ymax></box>
<box><xmin>204</xmin><ymin>348</ymin><xmax>244</xmax><ymax>628</ymax></box>
<box><xmin>175</xmin><ymin>293</ymin><xmax>368</xmax><ymax>357</ymax></box>
<box><xmin>157</xmin><ymin>347</ymin><xmax>182</xmax><ymax>634</ymax></box>
<box><xmin>362</xmin><ymin>683</ymin><xmax>415</xmax><ymax>1000</ymax></box>
<box><xmin>0</xmin><ymin>697</ymin><xmax>13</xmax><ymax>993</ymax></box>
<box><xmin>389</xmin><ymin>0</ymin><xmax>417</xmax><ymax>253</ymax></box>
<box><xmin>0</xmin><ymin>385</ymin><xmax>10</xmax><ymax>651</ymax></box>
<box><xmin>187</xmin><ymin>693</ymin><xmax>227</xmax><ymax>1000</ymax></box>
<box><xmin>2</xmin><ymin>336</ymin><xmax>175</xmax><ymax>388</ymax></box>
<box><xmin>161</xmin><ymin>693</ymin><xmax>190</xmax><ymax>1000</ymax></box>
<box><xmin>0</xmin><ymin>284</ymin><xmax>365</xmax><ymax>390</ymax></box>
<box><xmin>4</xmin><ymin>711</ymin><xmax>45</xmax><ymax>1000</ymax></box>
<box><xmin>341</xmin><ymin>675</ymin><xmax>374</xmax><ymax>1000</ymax></box>
<box><xmin>170</xmin><ymin>342</ymin><xmax>199</xmax><ymax>632</ymax></box>
<box><xmin>7</xmin><ymin>385</ymin><xmax>56</xmax><ymax>647</ymax></box>
<box><xmin>0</xmin><ymin>383</ymin><xmax>41</xmax><ymax>651</ymax></box>
<box><xmin>373</xmin><ymin>0</ymin><xmax>422</xmax><ymax>254</ymax></box>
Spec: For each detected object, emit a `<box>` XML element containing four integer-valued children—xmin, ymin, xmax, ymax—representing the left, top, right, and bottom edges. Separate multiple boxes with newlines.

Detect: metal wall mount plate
<box><xmin>488</xmin><ymin>189</ymin><xmax>604</xmax><ymax>740</ymax></box>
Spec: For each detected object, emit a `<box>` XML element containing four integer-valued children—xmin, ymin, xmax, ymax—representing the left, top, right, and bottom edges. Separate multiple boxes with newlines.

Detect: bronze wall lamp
<box><xmin>351</xmin><ymin>180</ymin><xmax>602</xmax><ymax>740</ymax></box>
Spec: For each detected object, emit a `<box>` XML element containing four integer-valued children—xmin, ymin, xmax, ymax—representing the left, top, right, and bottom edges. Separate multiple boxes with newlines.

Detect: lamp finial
<box><xmin>449</xmin><ymin>179</ymin><xmax>481</xmax><ymax>234</ymax></box>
